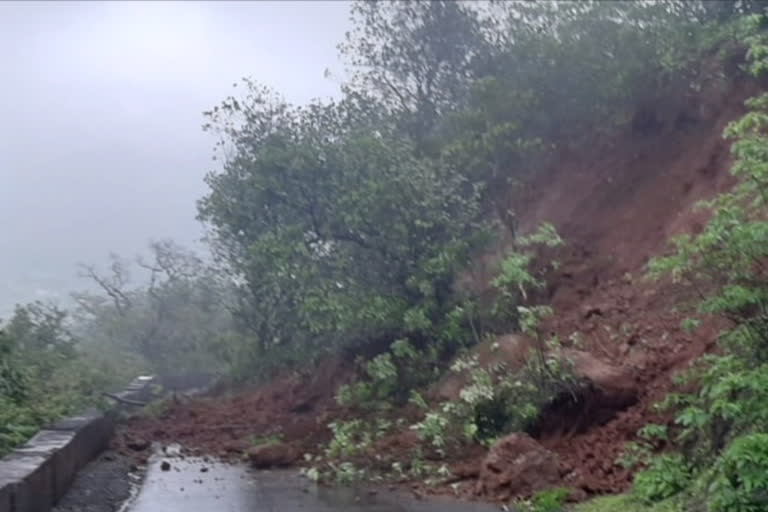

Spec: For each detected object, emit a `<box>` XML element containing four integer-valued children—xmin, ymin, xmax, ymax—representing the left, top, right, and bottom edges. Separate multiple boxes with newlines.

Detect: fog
<box><xmin>0</xmin><ymin>1</ymin><xmax>350</xmax><ymax>316</ymax></box>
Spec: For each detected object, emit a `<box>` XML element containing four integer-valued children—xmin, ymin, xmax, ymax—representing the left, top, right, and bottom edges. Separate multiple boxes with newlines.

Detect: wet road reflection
<box><xmin>128</xmin><ymin>451</ymin><xmax>501</xmax><ymax>512</ymax></box>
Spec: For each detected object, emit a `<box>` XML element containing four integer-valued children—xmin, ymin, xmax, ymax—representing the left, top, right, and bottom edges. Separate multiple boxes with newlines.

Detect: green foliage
<box><xmin>474</xmin><ymin>2</ymin><xmax>745</xmax><ymax>148</ymax></box>
<box><xmin>251</xmin><ymin>432</ymin><xmax>283</xmax><ymax>447</ymax></box>
<box><xmin>654</xmin><ymin>355</ymin><xmax>768</xmax><ymax>465</ymax></box>
<box><xmin>196</xmin><ymin>0</ymin><xmax>753</xmax><ymax>383</ymax></box>
<box><xmin>709</xmin><ymin>433</ymin><xmax>768</xmax><ymax>512</ymax></box>
<box><xmin>680</xmin><ymin>317</ymin><xmax>701</xmax><ymax>333</ymax></box>
<box><xmin>200</xmin><ymin>83</ymin><xmax>489</xmax><ymax>368</ymax></box>
<box><xmin>304</xmin><ymin>416</ymin><xmax>403</xmax><ymax>484</ymax></box>
<box><xmin>0</xmin><ymin>329</ymin><xmax>28</xmax><ymax>404</ymax></box>
<box><xmin>334</xmin><ymin>222</ymin><xmax>564</xmax><ymax>417</ymax></box>
<box><xmin>574</xmin><ymin>494</ymin><xmax>684</xmax><ymax>512</ymax></box>
<box><xmin>336</xmin><ymin>353</ymin><xmax>397</xmax><ymax>410</ymax></box>
<box><xmin>339</xmin><ymin>0</ymin><xmax>489</xmax><ymax>139</ymax></box>
<box><xmin>325</xmin><ymin>420</ymin><xmax>374</xmax><ymax>459</ymax></box>
<box><xmin>633</xmin><ymin>454</ymin><xmax>692</xmax><ymax>503</ymax></box>
<box><xmin>641</xmin><ymin>14</ymin><xmax>768</xmax><ymax>510</ymax></box>
<box><xmin>335</xmin><ymin>338</ymin><xmax>437</xmax><ymax>410</ymax></box>
<box><xmin>410</xmin><ymin>409</ymin><xmax>450</xmax><ymax>452</ymax></box>
<box><xmin>491</xmin><ymin>224</ymin><xmax>563</xmax><ymax>328</ymax></box>
<box><xmin>529</xmin><ymin>487</ymin><xmax>571</xmax><ymax>512</ymax></box>
<box><xmin>0</xmin><ymin>303</ymin><xmax>134</xmax><ymax>457</ymax></box>
<box><xmin>639</xmin><ymin>424</ymin><xmax>669</xmax><ymax>443</ymax></box>
<box><xmin>0</xmin><ymin>385</ymin><xmax>38</xmax><ymax>456</ymax></box>
<box><xmin>411</xmin><ymin>338</ymin><xmax>579</xmax><ymax>453</ymax></box>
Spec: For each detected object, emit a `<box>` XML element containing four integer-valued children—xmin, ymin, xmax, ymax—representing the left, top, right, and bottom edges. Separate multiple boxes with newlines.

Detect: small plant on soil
<box><xmin>530</xmin><ymin>487</ymin><xmax>571</xmax><ymax>512</ymax></box>
<box><xmin>327</xmin><ymin>461</ymin><xmax>366</xmax><ymax>484</ymax></box>
<box><xmin>573</xmin><ymin>494</ymin><xmax>684</xmax><ymax>512</ymax></box>
<box><xmin>411</xmin><ymin>334</ymin><xmax>579</xmax><ymax>453</ymax></box>
<box><xmin>250</xmin><ymin>432</ymin><xmax>283</xmax><ymax>447</ymax></box>
<box><xmin>618</xmin><ymin>424</ymin><xmax>668</xmax><ymax>472</ymax></box>
<box><xmin>708</xmin><ymin>433</ymin><xmax>768</xmax><ymax>512</ymax></box>
<box><xmin>335</xmin><ymin>338</ymin><xmax>438</xmax><ymax>412</ymax></box>
<box><xmin>325</xmin><ymin>419</ymin><xmax>374</xmax><ymax>458</ymax></box>
<box><xmin>633</xmin><ymin>454</ymin><xmax>692</xmax><ymax>504</ymax></box>
<box><xmin>490</xmin><ymin>223</ymin><xmax>563</xmax><ymax>328</ymax></box>
<box><xmin>513</xmin><ymin>487</ymin><xmax>570</xmax><ymax>512</ymax></box>
<box><xmin>410</xmin><ymin>408</ymin><xmax>451</xmax><ymax>454</ymax></box>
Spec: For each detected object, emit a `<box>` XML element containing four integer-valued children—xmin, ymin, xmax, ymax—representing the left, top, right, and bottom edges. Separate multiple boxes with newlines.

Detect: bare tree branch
<box><xmin>78</xmin><ymin>261</ymin><xmax>132</xmax><ymax>315</ymax></box>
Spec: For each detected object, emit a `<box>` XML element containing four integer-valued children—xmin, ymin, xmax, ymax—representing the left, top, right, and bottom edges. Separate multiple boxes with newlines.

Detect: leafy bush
<box><xmin>530</xmin><ymin>487</ymin><xmax>571</xmax><ymax>512</ymax></box>
<box><xmin>633</xmin><ymin>454</ymin><xmax>692</xmax><ymax>503</ymax></box>
<box><xmin>574</xmin><ymin>494</ymin><xmax>684</xmax><ymax>512</ymax></box>
<box><xmin>410</xmin><ymin>334</ymin><xmax>579</xmax><ymax>453</ymax></box>
<box><xmin>336</xmin><ymin>353</ymin><xmax>398</xmax><ymax>409</ymax></box>
<box><xmin>640</xmin><ymin>12</ymin><xmax>768</xmax><ymax>509</ymax></box>
<box><xmin>0</xmin><ymin>398</ymin><xmax>42</xmax><ymax>456</ymax></box>
<box><xmin>709</xmin><ymin>433</ymin><xmax>768</xmax><ymax>512</ymax></box>
<box><xmin>336</xmin><ymin>338</ymin><xmax>440</xmax><ymax>411</ymax></box>
<box><xmin>410</xmin><ymin>409</ymin><xmax>450</xmax><ymax>451</ymax></box>
<box><xmin>325</xmin><ymin>420</ymin><xmax>373</xmax><ymax>459</ymax></box>
<box><xmin>0</xmin><ymin>303</ymin><xmax>136</xmax><ymax>456</ymax></box>
<box><xmin>491</xmin><ymin>223</ymin><xmax>563</xmax><ymax>327</ymax></box>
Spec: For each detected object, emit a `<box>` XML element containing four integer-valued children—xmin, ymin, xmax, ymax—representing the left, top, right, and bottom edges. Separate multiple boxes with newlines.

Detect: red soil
<box><xmin>518</xmin><ymin>77</ymin><xmax>757</xmax><ymax>495</ymax></box>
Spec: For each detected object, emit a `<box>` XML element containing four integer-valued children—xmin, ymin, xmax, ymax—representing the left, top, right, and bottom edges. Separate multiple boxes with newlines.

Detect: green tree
<box><xmin>339</xmin><ymin>0</ymin><xmax>490</xmax><ymax>140</ymax></box>
<box><xmin>74</xmin><ymin>240</ymin><xmax>233</xmax><ymax>375</ymax></box>
<box><xmin>0</xmin><ymin>329</ymin><xmax>28</xmax><ymax>404</ymax></box>
<box><xmin>199</xmin><ymin>84</ymin><xmax>489</xmax><ymax>367</ymax></box>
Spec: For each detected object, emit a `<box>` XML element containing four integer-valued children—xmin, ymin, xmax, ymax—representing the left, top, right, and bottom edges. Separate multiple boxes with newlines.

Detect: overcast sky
<box><xmin>0</xmin><ymin>0</ymin><xmax>350</xmax><ymax>315</ymax></box>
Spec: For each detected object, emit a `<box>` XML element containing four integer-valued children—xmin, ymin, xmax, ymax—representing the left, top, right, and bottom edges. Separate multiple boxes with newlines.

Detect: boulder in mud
<box><xmin>432</xmin><ymin>335</ymin><xmax>637</xmax><ymax>411</ymax></box>
<box><xmin>475</xmin><ymin>433</ymin><xmax>560</xmax><ymax>499</ymax></box>
<box><xmin>563</xmin><ymin>349</ymin><xmax>637</xmax><ymax>409</ymax></box>
<box><xmin>534</xmin><ymin>349</ymin><xmax>639</xmax><ymax>436</ymax></box>
<box><xmin>247</xmin><ymin>442</ymin><xmax>299</xmax><ymax>468</ymax></box>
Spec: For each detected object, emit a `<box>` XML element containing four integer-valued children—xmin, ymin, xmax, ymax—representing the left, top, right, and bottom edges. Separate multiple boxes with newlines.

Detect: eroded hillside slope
<box><xmin>509</xmin><ymin>77</ymin><xmax>760</xmax><ymax>494</ymax></box>
<box><xmin>116</xmin><ymin>75</ymin><xmax>759</xmax><ymax>500</ymax></box>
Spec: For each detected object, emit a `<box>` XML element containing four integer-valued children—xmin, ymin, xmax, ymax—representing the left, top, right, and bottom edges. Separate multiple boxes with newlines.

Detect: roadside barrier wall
<box><xmin>0</xmin><ymin>376</ymin><xmax>156</xmax><ymax>512</ymax></box>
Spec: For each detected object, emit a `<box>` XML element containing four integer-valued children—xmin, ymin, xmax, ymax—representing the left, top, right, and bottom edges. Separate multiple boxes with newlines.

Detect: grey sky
<box><xmin>0</xmin><ymin>0</ymin><xmax>350</xmax><ymax>315</ymax></box>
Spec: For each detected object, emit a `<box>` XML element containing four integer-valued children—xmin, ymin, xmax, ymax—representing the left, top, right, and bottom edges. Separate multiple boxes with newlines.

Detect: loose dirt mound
<box><xmin>115</xmin><ymin>357</ymin><xmax>353</xmax><ymax>461</ymax></box>
<box><xmin>475</xmin><ymin>433</ymin><xmax>560</xmax><ymax>500</ymax></box>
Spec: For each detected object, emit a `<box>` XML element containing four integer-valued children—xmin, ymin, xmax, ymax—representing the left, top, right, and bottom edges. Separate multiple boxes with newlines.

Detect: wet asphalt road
<box><xmin>128</xmin><ymin>453</ymin><xmax>501</xmax><ymax>512</ymax></box>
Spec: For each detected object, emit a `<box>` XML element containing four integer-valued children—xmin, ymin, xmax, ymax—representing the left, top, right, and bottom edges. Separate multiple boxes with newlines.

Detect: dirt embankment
<box><xmin>513</xmin><ymin>76</ymin><xmax>757</xmax><ymax>495</ymax></box>
<box><xmin>117</xmin><ymin>75</ymin><xmax>759</xmax><ymax>501</ymax></box>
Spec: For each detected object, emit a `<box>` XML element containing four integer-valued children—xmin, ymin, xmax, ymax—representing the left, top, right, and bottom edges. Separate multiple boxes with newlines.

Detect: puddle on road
<box><xmin>127</xmin><ymin>447</ymin><xmax>501</xmax><ymax>512</ymax></box>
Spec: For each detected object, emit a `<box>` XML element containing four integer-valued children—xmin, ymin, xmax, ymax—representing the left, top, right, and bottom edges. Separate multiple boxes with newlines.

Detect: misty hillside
<box><xmin>5</xmin><ymin>2</ymin><xmax>768</xmax><ymax>512</ymax></box>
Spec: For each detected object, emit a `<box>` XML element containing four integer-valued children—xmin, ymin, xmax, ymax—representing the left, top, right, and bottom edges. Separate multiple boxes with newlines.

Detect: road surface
<box><xmin>127</xmin><ymin>452</ymin><xmax>501</xmax><ymax>512</ymax></box>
